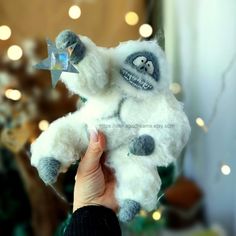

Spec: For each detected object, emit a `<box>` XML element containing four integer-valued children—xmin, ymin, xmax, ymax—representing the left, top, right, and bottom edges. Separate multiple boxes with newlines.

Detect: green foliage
<box><xmin>158</xmin><ymin>163</ymin><xmax>175</xmax><ymax>204</ymax></box>
<box><xmin>13</xmin><ymin>222</ymin><xmax>32</xmax><ymax>236</ymax></box>
<box><xmin>0</xmin><ymin>147</ymin><xmax>32</xmax><ymax>235</ymax></box>
<box><xmin>54</xmin><ymin>214</ymin><xmax>72</xmax><ymax>236</ymax></box>
<box><xmin>80</xmin><ymin>96</ymin><xmax>87</xmax><ymax>104</ymax></box>
<box><xmin>124</xmin><ymin>215</ymin><xmax>165</xmax><ymax>234</ymax></box>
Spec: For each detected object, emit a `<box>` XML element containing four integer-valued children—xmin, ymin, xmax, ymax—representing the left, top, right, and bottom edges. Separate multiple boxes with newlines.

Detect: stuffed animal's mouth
<box><xmin>120</xmin><ymin>68</ymin><xmax>153</xmax><ymax>91</ymax></box>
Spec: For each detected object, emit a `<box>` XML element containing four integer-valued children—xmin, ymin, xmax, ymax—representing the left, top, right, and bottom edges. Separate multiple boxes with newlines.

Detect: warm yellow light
<box><xmin>5</xmin><ymin>89</ymin><xmax>22</xmax><ymax>101</ymax></box>
<box><xmin>221</xmin><ymin>165</ymin><xmax>231</xmax><ymax>175</ymax></box>
<box><xmin>7</xmin><ymin>45</ymin><xmax>23</xmax><ymax>61</ymax></box>
<box><xmin>139</xmin><ymin>209</ymin><xmax>148</xmax><ymax>217</ymax></box>
<box><xmin>152</xmin><ymin>210</ymin><xmax>161</xmax><ymax>221</ymax></box>
<box><xmin>38</xmin><ymin>120</ymin><xmax>49</xmax><ymax>131</ymax></box>
<box><xmin>125</xmin><ymin>11</ymin><xmax>139</xmax><ymax>26</ymax></box>
<box><xmin>139</xmin><ymin>24</ymin><xmax>153</xmax><ymax>38</ymax></box>
<box><xmin>0</xmin><ymin>25</ymin><xmax>11</xmax><ymax>40</ymax></box>
<box><xmin>170</xmin><ymin>83</ymin><xmax>182</xmax><ymax>94</ymax></box>
<box><xmin>196</xmin><ymin>117</ymin><xmax>205</xmax><ymax>127</ymax></box>
<box><xmin>68</xmin><ymin>5</ymin><xmax>81</xmax><ymax>19</ymax></box>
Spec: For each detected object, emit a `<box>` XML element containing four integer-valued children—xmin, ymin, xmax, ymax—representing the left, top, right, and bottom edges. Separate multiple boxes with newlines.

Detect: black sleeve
<box><xmin>64</xmin><ymin>205</ymin><xmax>121</xmax><ymax>236</ymax></box>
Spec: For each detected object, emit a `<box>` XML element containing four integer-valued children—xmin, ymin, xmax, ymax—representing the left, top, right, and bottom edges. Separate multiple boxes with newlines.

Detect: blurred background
<box><xmin>0</xmin><ymin>0</ymin><xmax>235</xmax><ymax>235</ymax></box>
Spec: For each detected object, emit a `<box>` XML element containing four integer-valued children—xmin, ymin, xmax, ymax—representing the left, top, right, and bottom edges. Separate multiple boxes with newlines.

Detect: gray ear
<box><xmin>155</xmin><ymin>28</ymin><xmax>165</xmax><ymax>49</ymax></box>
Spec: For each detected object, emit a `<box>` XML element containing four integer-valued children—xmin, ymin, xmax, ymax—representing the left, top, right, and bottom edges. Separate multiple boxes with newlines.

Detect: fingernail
<box><xmin>90</xmin><ymin>129</ymin><xmax>98</xmax><ymax>142</ymax></box>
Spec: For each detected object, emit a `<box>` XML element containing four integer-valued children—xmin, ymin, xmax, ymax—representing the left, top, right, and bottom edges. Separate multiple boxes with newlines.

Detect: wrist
<box><xmin>73</xmin><ymin>202</ymin><xmax>103</xmax><ymax>213</ymax></box>
<box><xmin>73</xmin><ymin>199</ymin><xmax>118</xmax><ymax>213</ymax></box>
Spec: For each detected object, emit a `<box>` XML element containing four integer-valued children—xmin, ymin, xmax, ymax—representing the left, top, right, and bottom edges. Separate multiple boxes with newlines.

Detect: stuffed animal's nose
<box><xmin>138</xmin><ymin>65</ymin><xmax>147</xmax><ymax>73</ymax></box>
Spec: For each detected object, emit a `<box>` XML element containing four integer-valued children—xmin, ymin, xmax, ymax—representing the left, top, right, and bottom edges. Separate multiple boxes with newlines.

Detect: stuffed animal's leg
<box><xmin>37</xmin><ymin>157</ymin><xmax>61</xmax><ymax>184</ymax></box>
<box><xmin>31</xmin><ymin>113</ymin><xmax>89</xmax><ymax>184</ymax></box>
<box><xmin>108</xmin><ymin>153</ymin><xmax>161</xmax><ymax>222</ymax></box>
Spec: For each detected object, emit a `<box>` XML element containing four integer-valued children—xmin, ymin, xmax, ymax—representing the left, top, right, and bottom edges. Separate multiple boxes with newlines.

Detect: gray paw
<box><xmin>118</xmin><ymin>199</ymin><xmax>141</xmax><ymax>222</ymax></box>
<box><xmin>129</xmin><ymin>135</ymin><xmax>155</xmax><ymax>156</ymax></box>
<box><xmin>37</xmin><ymin>158</ymin><xmax>61</xmax><ymax>184</ymax></box>
<box><xmin>56</xmin><ymin>30</ymin><xmax>79</xmax><ymax>49</ymax></box>
<box><xmin>55</xmin><ymin>30</ymin><xmax>86</xmax><ymax>64</ymax></box>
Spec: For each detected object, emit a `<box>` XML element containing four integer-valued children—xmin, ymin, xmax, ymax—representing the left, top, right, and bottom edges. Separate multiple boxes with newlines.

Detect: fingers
<box><xmin>77</xmin><ymin>130</ymin><xmax>106</xmax><ymax>175</ymax></box>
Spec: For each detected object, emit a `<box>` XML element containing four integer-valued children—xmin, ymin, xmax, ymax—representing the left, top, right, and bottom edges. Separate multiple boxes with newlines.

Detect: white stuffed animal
<box><xmin>31</xmin><ymin>30</ymin><xmax>191</xmax><ymax>222</ymax></box>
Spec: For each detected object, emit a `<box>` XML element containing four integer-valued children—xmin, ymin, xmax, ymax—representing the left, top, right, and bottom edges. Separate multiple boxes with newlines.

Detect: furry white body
<box><xmin>31</xmin><ymin>35</ymin><xmax>191</xmax><ymax>214</ymax></box>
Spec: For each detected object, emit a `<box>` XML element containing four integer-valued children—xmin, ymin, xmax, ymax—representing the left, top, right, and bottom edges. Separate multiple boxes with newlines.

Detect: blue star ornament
<box><xmin>34</xmin><ymin>39</ymin><xmax>79</xmax><ymax>87</ymax></box>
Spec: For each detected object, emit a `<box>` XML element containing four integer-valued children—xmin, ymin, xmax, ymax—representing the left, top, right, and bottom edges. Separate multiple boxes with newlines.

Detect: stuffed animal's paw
<box><xmin>37</xmin><ymin>157</ymin><xmax>61</xmax><ymax>184</ymax></box>
<box><xmin>55</xmin><ymin>30</ymin><xmax>86</xmax><ymax>64</ymax></box>
<box><xmin>118</xmin><ymin>199</ymin><xmax>141</xmax><ymax>222</ymax></box>
<box><xmin>129</xmin><ymin>135</ymin><xmax>155</xmax><ymax>156</ymax></box>
<box><xmin>56</xmin><ymin>30</ymin><xmax>79</xmax><ymax>49</ymax></box>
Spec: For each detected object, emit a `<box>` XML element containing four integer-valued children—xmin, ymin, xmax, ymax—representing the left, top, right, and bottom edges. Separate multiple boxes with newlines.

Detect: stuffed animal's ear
<box><xmin>156</xmin><ymin>28</ymin><xmax>165</xmax><ymax>46</ymax></box>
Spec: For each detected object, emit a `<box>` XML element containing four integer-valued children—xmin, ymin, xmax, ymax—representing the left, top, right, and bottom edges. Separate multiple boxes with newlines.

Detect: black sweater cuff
<box><xmin>64</xmin><ymin>205</ymin><xmax>121</xmax><ymax>236</ymax></box>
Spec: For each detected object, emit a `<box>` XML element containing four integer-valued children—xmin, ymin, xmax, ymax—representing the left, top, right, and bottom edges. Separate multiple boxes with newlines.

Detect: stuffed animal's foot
<box><xmin>118</xmin><ymin>199</ymin><xmax>141</xmax><ymax>222</ymax></box>
<box><xmin>37</xmin><ymin>158</ymin><xmax>61</xmax><ymax>185</ymax></box>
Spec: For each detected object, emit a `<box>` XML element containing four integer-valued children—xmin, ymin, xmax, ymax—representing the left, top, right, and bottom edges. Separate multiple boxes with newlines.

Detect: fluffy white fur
<box><xmin>31</xmin><ymin>36</ymin><xmax>191</xmax><ymax>214</ymax></box>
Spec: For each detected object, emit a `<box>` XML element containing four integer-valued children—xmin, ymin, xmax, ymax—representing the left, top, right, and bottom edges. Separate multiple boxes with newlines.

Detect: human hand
<box><xmin>73</xmin><ymin>130</ymin><xmax>118</xmax><ymax>213</ymax></box>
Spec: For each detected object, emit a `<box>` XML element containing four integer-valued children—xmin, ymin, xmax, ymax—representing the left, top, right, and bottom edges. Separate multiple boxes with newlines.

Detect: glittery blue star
<box><xmin>34</xmin><ymin>39</ymin><xmax>79</xmax><ymax>87</ymax></box>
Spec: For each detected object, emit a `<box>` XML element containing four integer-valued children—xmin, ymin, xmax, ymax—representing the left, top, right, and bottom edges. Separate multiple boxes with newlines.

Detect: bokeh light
<box><xmin>68</xmin><ymin>5</ymin><xmax>81</xmax><ymax>19</ymax></box>
<box><xmin>139</xmin><ymin>24</ymin><xmax>153</xmax><ymax>38</ymax></box>
<box><xmin>196</xmin><ymin>117</ymin><xmax>205</xmax><ymax>127</ymax></box>
<box><xmin>170</xmin><ymin>82</ymin><xmax>182</xmax><ymax>94</ymax></box>
<box><xmin>7</xmin><ymin>45</ymin><xmax>23</xmax><ymax>61</ymax></box>
<box><xmin>221</xmin><ymin>165</ymin><xmax>231</xmax><ymax>175</ymax></box>
<box><xmin>0</xmin><ymin>25</ymin><xmax>11</xmax><ymax>40</ymax></box>
<box><xmin>125</xmin><ymin>11</ymin><xmax>139</xmax><ymax>26</ymax></box>
<box><xmin>139</xmin><ymin>209</ymin><xmax>148</xmax><ymax>217</ymax></box>
<box><xmin>38</xmin><ymin>120</ymin><xmax>49</xmax><ymax>131</ymax></box>
<box><xmin>5</xmin><ymin>89</ymin><xmax>22</xmax><ymax>101</ymax></box>
<box><xmin>152</xmin><ymin>210</ymin><xmax>161</xmax><ymax>221</ymax></box>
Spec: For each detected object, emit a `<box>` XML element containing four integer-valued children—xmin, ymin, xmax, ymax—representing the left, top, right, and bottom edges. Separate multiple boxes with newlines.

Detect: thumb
<box><xmin>78</xmin><ymin>130</ymin><xmax>106</xmax><ymax>174</ymax></box>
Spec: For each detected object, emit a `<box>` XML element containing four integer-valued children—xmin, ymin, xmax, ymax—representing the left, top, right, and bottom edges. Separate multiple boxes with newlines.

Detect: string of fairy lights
<box><xmin>0</xmin><ymin>2</ymin><xmax>154</xmax><ymax>130</ymax></box>
<box><xmin>0</xmin><ymin>4</ymin><xmax>154</xmax><ymax>67</ymax></box>
<box><xmin>0</xmin><ymin>25</ymin><xmax>23</xmax><ymax>108</ymax></box>
<box><xmin>194</xmin><ymin>52</ymin><xmax>236</xmax><ymax>177</ymax></box>
<box><xmin>0</xmin><ymin>0</ymin><xmax>233</xmax><ymax>222</ymax></box>
<box><xmin>68</xmin><ymin>3</ymin><xmax>153</xmax><ymax>38</ymax></box>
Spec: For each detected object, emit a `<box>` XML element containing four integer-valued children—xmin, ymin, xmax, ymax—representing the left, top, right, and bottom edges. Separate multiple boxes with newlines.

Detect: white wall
<box><xmin>164</xmin><ymin>0</ymin><xmax>236</xmax><ymax>234</ymax></box>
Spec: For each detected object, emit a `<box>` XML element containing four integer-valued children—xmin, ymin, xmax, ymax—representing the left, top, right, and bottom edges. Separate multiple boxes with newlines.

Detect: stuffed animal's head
<box><xmin>113</xmin><ymin>40</ymin><xmax>169</xmax><ymax>97</ymax></box>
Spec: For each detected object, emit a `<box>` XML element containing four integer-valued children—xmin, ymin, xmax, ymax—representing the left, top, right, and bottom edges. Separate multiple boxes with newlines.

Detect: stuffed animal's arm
<box><xmin>147</xmin><ymin>109</ymin><xmax>190</xmax><ymax>166</ymax></box>
<box><xmin>56</xmin><ymin>30</ymin><xmax>110</xmax><ymax>98</ymax></box>
<box><xmin>30</xmin><ymin>111</ymin><xmax>89</xmax><ymax>184</ymax></box>
<box><xmin>129</xmin><ymin>98</ymin><xmax>191</xmax><ymax>167</ymax></box>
